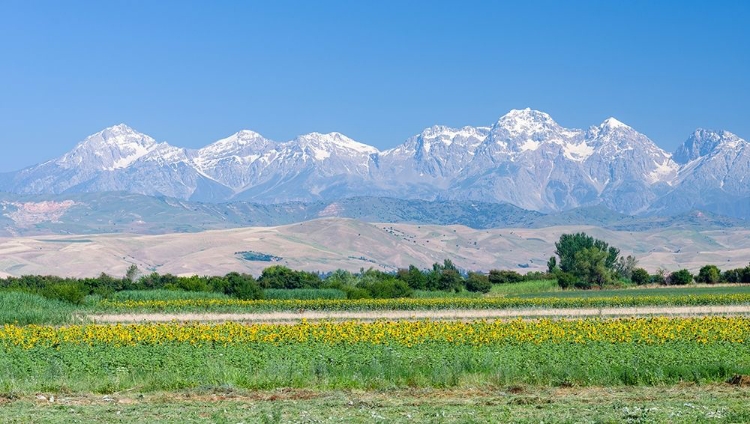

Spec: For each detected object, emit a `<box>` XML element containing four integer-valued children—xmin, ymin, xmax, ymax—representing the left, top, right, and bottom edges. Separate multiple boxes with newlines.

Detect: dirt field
<box><xmin>1</xmin><ymin>218</ymin><xmax>749</xmax><ymax>278</ymax></box>
<box><xmin>88</xmin><ymin>305</ymin><xmax>750</xmax><ymax>324</ymax></box>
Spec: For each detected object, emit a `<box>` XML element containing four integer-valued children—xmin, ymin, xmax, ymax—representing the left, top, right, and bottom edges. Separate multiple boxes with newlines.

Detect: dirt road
<box><xmin>88</xmin><ymin>305</ymin><xmax>750</xmax><ymax>324</ymax></box>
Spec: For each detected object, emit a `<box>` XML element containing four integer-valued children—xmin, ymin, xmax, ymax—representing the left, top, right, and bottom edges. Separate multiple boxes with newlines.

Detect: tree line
<box><xmin>0</xmin><ymin>261</ymin><xmax>555</xmax><ymax>304</ymax></box>
<box><xmin>548</xmin><ymin>232</ymin><xmax>750</xmax><ymax>288</ymax></box>
<box><xmin>2</xmin><ymin>231</ymin><xmax>747</xmax><ymax>304</ymax></box>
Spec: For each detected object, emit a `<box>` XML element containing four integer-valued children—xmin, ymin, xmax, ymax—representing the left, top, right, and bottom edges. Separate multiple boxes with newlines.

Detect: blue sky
<box><xmin>0</xmin><ymin>0</ymin><xmax>748</xmax><ymax>172</ymax></box>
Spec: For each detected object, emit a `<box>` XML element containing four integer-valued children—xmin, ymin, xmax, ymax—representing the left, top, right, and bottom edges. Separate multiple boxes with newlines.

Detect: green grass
<box><xmin>0</xmin><ymin>386</ymin><xmax>748</xmax><ymax>423</ymax></box>
<box><xmin>110</xmin><ymin>290</ymin><xmax>231</xmax><ymax>301</ymax></box>
<box><xmin>0</xmin><ymin>341</ymin><xmax>747</xmax><ymax>394</ymax></box>
<box><xmin>520</xmin><ymin>284</ymin><xmax>750</xmax><ymax>299</ymax></box>
<box><xmin>488</xmin><ymin>279</ymin><xmax>560</xmax><ymax>297</ymax></box>
<box><xmin>263</xmin><ymin>288</ymin><xmax>346</xmax><ymax>300</ymax></box>
<box><xmin>0</xmin><ymin>291</ymin><xmax>79</xmax><ymax>325</ymax></box>
<box><xmin>412</xmin><ymin>289</ymin><xmax>481</xmax><ymax>298</ymax></box>
<box><xmin>91</xmin><ymin>292</ymin><xmax>750</xmax><ymax>314</ymax></box>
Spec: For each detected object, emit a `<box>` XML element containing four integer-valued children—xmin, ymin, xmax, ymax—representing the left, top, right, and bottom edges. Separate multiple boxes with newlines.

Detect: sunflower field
<box><xmin>1</xmin><ymin>317</ymin><xmax>748</xmax><ymax>393</ymax></box>
<box><xmin>94</xmin><ymin>293</ymin><xmax>750</xmax><ymax>313</ymax></box>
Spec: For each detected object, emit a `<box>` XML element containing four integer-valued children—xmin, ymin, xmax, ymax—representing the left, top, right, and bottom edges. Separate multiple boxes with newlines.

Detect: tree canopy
<box><xmin>553</xmin><ymin>232</ymin><xmax>621</xmax><ymax>289</ymax></box>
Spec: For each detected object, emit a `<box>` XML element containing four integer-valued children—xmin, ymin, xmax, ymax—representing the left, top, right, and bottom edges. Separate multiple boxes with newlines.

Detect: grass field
<box><xmin>2</xmin><ymin>283</ymin><xmax>750</xmax><ymax>325</ymax></box>
<box><xmin>488</xmin><ymin>279</ymin><xmax>560</xmax><ymax>296</ymax></box>
<box><xmin>520</xmin><ymin>284</ymin><xmax>750</xmax><ymax>298</ymax></box>
<box><xmin>2</xmin><ymin>386</ymin><xmax>749</xmax><ymax>423</ymax></box>
<box><xmin>1</xmin><ymin>281</ymin><xmax>750</xmax><ymax>422</ymax></box>
<box><xmin>90</xmin><ymin>292</ymin><xmax>750</xmax><ymax>314</ymax></box>
<box><xmin>0</xmin><ymin>291</ymin><xmax>82</xmax><ymax>325</ymax></box>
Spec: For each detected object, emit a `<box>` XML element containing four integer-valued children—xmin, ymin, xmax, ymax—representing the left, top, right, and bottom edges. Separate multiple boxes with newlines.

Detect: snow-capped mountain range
<box><xmin>2</xmin><ymin>109</ymin><xmax>749</xmax><ymax>217</ymax></box>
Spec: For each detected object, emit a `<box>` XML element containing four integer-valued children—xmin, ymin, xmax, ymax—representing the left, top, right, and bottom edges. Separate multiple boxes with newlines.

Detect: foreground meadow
<box><xmin>3</xmin><ymin>385</ymin><xmax>749</xmax><ymax>423</ymax></box>
<box><xmin>1</xmin><ymin>284</ymin><xmax>749</xmax><ymax>422</ymax></box>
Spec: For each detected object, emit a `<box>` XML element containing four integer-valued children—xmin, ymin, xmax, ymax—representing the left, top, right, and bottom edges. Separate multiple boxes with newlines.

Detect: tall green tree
<box><xmin>555</xmin><ymin>232</ymin><xmax>620</xmax><ymax>273</ymax></box>
<box><xmin>553</xmin><ymin>232</ymin><xmax>622</xmax><ymax>289</ymax></box>
<box><xmin>696</xmin><ymin>265</ymin><xmax>720</xmax><ymax>284</ymax></box>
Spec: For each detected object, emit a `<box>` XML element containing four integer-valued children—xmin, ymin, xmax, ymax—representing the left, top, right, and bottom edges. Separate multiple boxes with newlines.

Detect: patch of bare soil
<box><xmin>17</xmin><ymin>385</ymin><xmax>750</xmax><ymax>407</ymax></box>
<box><xmin>88</xmin><ymin>305</ymin><xmax>750</xmax><ymax>324</ymax></box>
<box><xmin>727</xmin><ymin>375</ymin><xmax>750</xmax><ymax>386</ymax></box>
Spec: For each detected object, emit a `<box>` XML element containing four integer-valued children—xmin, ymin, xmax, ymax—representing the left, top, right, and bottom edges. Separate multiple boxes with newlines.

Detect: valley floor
<box><xmin>2</xmin><ymin>219</ymin><xmax>750</xmax><ymax>278</ymax></box>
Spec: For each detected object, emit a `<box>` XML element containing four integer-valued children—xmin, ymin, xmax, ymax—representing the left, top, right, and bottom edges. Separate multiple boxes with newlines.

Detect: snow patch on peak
<box><xmin>495</xmin><ymin>108</ymin><xmax>560</xmax><ymax>138</ymax></box>
<box><xmin>58</xmin><ymin>124</ymin><xmax>159</xmax><ymax>170</ymax></box>
<box><xmin>500</xmin><ymin>108</ymin><xmax>555</xmax><ymax>123</ymax></box>
<box><xmin>296</xmin><ymin>132</ymin><xmax>379</xmax><ymax>155</ymax></box>
<box><xmin>601</xmin><ymin>117</ymin><xmax>630</xmax><ymax>130</ymax></box>
<box><xmin>420</xmin><ymin>125</ymin><xmax>487</xmax><ymax>147</ymax></box>
<box><xmin>519</xmin><ymin>140</ymin><xmax>541</xmax><ymax>151</ymax></box>
<box><xmin>647</xmin><ymin>159</ymin><xmax>678</xmax><ymax>184</ymax></box>
<box><xmin>562</xmin><ymin>142</ymin><xmax>595</xmax><ymax>161</ymax></box>
<box><xmin>204</xmin><ymin>130</ymin><xmax>270</xmax><ymax>151</ymax></box>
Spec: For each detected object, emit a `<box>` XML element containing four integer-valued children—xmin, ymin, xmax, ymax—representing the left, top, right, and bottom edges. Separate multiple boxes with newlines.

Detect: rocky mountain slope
<box><xmin>2</xmin><ymin>110</ymin><xmax>748</xmax><ymax>218</ymax></box>
<box><xmin>1</xmin><ymin>193</ymin><xmax>743</xmax><ymax>237</ymax></box>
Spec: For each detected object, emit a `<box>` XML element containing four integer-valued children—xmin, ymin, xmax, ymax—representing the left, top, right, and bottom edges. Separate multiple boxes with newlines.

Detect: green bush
<box><xmin>696</xmin><ymin>265</ymin><xmax>721</xmax><ymax>284</ymax></box>
<box><xmin>343</xmin><ymin>287</ymin><xmax>372</xmax><ymax>299</ymax></box>
<box><xmin>488</xmin><ymin>270</ymin><xmax>524</xmax><ymax>284</ymax></box>
<box><xmin>357</xmin><ymin>279</ymin><xmax>413</xmax><ymax>299</ymax></box>
<box><xmin>258</xmin><ymin>265</ymin><xmax>322</xmax><ymax>289</ymax></box>
<box><xmin>555</xmin><ymin>272</ymin><xmax>578</xmax><ymax>290</ymax></box>
<box><xmin>225</xmin><ymin>272</ymin><xmax>263</xmax><ymax>300</ymax></box>
<box><xmin>465</xmin><ymin>272</ymin><xmax>492</xmax><ymax>293</ymax></box>
<box><xmin>669</xmin><ymin>269</ymin><xmax>693</xmax><ymax>286</ymax></box>
<box><xmin>40</xmin><ymin>282</ymin><xmax>87</xmax><ymax>305</ymax></box>
<box><xmin>263</xmin><ymin>289</ymin><xmax>346</xmax><ymax>300</ymax></box>
<box><xmin>631</xmin><ymin>268</ymin><xmax>651</xmax><ymax>285</ymax></box>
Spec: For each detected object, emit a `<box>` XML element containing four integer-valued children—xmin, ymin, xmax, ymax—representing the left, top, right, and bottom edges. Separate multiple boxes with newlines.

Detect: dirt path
<box><xmin>88</xmin><ymin>305</ymin><xmax>750</xmax><ymax>323</ymax></box>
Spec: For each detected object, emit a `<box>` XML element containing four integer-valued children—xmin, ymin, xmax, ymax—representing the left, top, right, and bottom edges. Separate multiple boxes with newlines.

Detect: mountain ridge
<box><xmin>1</xmin><ymin>109</ymin><xmax>748</xmax><ymax>218</ymax></box>
<box><xmin>1</xmin><ymin>192</ymin><xmax>745</xmax><ymax>238</ymax></box>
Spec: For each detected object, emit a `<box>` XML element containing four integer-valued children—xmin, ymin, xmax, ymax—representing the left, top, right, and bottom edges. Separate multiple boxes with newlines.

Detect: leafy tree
<box><xmin>124</xmin><ymin>264</ymin><xmax>140</xmax><ymax>283</ymax></box>
<box><xmin>555</xmin><ymin>232</ymin><xmax>620</xmax><ymax>274</ymax></box>
<box><xmin>695</xmin><ymin>265</ymin><xmax>721</xmax><ymax>284</ymax></box>
<box><xmin>225</xmin><ymin>272</ymin><xmax>263</xmax><ymax>300</ymax></box>
<box><xmin>721</xmin><ymin>263</ymin><xmax>750</xmax><ymax>283</ymax></box>
<box><xmin>465</xmin><ymin>272</ymin><xmax>491</xmax><ymax>293</ymax></box>
<box><xmin>438</xmin><ymin>269</ymin><xmax>464</xmax><ymax>292</ymax></box>
<box><xmin>426</xmin><ymin>260</ymin><xmax>464</xmax><ymax>292</ymax></box>
<box><xmin>396</xmin><ymin>265</ymin><xmax>427</xmax><ymax>290</ymax></box>
<box><xmin>325</xmin><ymin>269</ymin><xmax>357</xmax><ymax>288</ymax></box>
<box><xmin>555</xmin><ymin>272</ymin><xmax>578</xmax><ymax>289</ymax></box>
<box><xmin>257</xmin><ymin>265</ymin><xmax>322</xmax><ymax>289</ymax></box>
<box><xmin>488</xmin><ymin>270</ymin><xmax>524</xmax><ymax>285</ymax></box>
<box><xmin>653</xmin><ymin>267</ymin><xmax>668</xmax><ymax>285</ymax></box>
<box><xmin>571</xmin><ymin>247</ymin><xmax>612</xmax><ymax>288</ymax></box>
<box><xmin>630</xmin><ymin>268</ymin><xmax>651</xmax><ymax>285</ymax></box>
<box><xmin>553</xmin><ymin>232</ymin><xmax>621</xmax><ymax>289</ymax></box>
<box><xmin>615</xmin><ymin>255</ymin><xmax>638</xmax><ymax>279</ymax></box>
<box><xmin>668</xmin><ymin>269</ymin><xmax>693</xmax><ymax>285</ymax></box>
<box><xmin>357</xmin><ymin>276</ymin><xmax>412</xmax><ymax>298</ymax></box>
<box><xmin>547</xmin><ymin>256</ymin><xmax>558</xmax><ymax>273</ymax></box>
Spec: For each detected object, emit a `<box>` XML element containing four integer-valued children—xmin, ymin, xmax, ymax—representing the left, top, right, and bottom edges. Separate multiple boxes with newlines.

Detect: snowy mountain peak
<box><xmin>295</xmin><ymin>132</ymin><xmax>379</xmax><ymax>155</ymax></box>
<box><xmin>420</xmin><ymin>125</ymin><xmax>488</xmax><ymax>142</ymax></box>
<box><xmin>200</xmin><ymin>130</ymin><xmax>272</xmax><ymax>153</ymax></box>
<box><xmin>673</xmin><ymin>128</ymin><xmax>745</xmax><ymax>164</ymax></box>
<box><xmin>493</xmin><ymin>108</ymin><xmax>562</xmax><ymax>139</ymax></box>
<box><xmin>600</xmin><ymin>117</ymin><xmax>630</xmax><ymax>130</ymax></box>
<box><xmin>4</xmin><ymin>109</ymin><xmax>748</xmax><ymax>219</ymax></box>
<box><xmin>94</xmin><ymin>124</ymin><xmax>155</xmax><ymax>147</ymax></box>
<box><xmin>57</xmin><ymin>124</ymin><xmax>159</xmax><ymax>170</ymax></box>
<box><xmin>499</xmin><ymin>108</ymin><xmax>557</xmax><ymax>125</ymax></box>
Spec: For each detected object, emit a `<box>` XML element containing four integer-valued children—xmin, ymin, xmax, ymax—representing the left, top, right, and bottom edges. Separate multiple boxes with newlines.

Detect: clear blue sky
<box><xmin>1</xmin><ymin>0</ymin><xmax>748</xmax><ymax>172</ymax></box>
